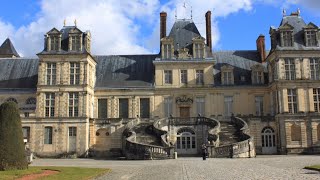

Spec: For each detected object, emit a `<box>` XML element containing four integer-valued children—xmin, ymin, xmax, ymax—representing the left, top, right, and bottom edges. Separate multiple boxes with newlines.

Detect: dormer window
<box><xmin>161</xmin><ymin>37</ymin><xmax>173</xmax><ymax>60</ymax></box>
<box><xmin>70</xmin><ymin>35</ymin><xmax>81</xmax><ymax>51</ymax></box>
<box><xmin>221</xmin><ymin>65</ymin><xmax>234</xmax><ymax>85</ymax></box>
<box><xmin>192</xmin><ymin>37</ymin><xmax>206</xmax><ymax>59</ymax></box>
<box><xmin>305</xmin><ymin>30</ymin><xmax>318</xmax><ymax>47</ymax></box>
<box><xmin>251</xmin><ymin>64</ymin><xmax>264</xmax><ymax>84</ymax></box>
<box><xmin>50</xmin><ymin>36</ymin><xmax>60</xmax><ymax>51</ymax></box>
<box><xmin>281</xmin><ymin>31</ymin><xmax>293</xmax><ymax>47</ymax></box>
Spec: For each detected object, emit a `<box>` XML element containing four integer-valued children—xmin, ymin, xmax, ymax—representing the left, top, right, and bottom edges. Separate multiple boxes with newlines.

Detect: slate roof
<box><xmin>95</xmin><ymin>55</ymin><xmax>158</xmax><ymax>89</ymax></box>
<box><xmin>213</xmin><ymin>51</ymin><xmax>268</xmax><ymax>86</ymax></box>
<box><xmin>0</xmin><ymin>38</ymin><xmax>20</xmax><ymax>57</ymax></box>
<box><xmin>0</xmin><ymin>58</ymin><xmax>38</xmax><ymax>89</ymax></box>
<box><xmin>271</xmin><ymin>15</ymin><xmax>320</xmax><ymax>51</ymax></box>
<box><xmin>169</xmin><ymin>19</ymin><xmax>202</xmax><ymax>51</ymax></box>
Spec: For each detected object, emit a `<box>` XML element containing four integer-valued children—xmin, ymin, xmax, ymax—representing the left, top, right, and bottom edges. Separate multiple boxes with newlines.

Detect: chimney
<box><xmin>256</xmin><ymin>35</ymin><xmax>266</xmax><ymax>62</ymax></box>
<box><xmin>205</xmin><ymin>11</ymin><xmax>212</xmax><ymax>53</ymax></box>
<box><xmin>160</xmin><ymin>12</ymin><xmax>167</xmax><ymax>40</ymax></box>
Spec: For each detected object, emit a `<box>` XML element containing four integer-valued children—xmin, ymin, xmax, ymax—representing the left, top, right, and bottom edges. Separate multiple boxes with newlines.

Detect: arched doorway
<box><xmin>261</xmin><ymin>127</ymin><xmax>277</xmax><ymax>154</ymax></box>
<box><xmin>176</xmin><ymin>128</ymin><xmax>197</xmax><ymax>155</ymax></box>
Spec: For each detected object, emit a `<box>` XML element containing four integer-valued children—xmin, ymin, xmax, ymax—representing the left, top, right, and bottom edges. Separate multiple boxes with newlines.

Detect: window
<box><xmin>71</xmin><ymin>36</ymin><xmax>81</xmax><ymax>51</ymax></box>
<box><xmin>282</xmin><ymin>31</ymin><xmax>293</xmax><ymax>47</ymax></box>
<box><xmin>164</xmin><ymin>97</ymin><xmax>173</xmax><ymax>117</ymax></box>
<box><xmin>163</xmin><ymin>44</ymin><xmax>172</xmax><ymax>59</ymax></box>
<box><xmin>98</xmin><ymin>99</ymin><xmax>108</xmax><ymax>119</ymax></box>
<box><xmin>253</xmin><ymin>71</ymin><xmax>263</xmax><ymax>84</ymax></box>
<box><xmin>224</xmin><ymin>96</ymin><xmax>233</xmax><ymax>116</ymax></box>
<box><xmin>50</xmin><ymin>36</ymin><xmax>59</xmax><ymax>51</ymax></box>
<box><xmin>140</xmin><ymin>98</ymin><xmax>150</xmax><ymax>118</ymax></box>
<box><xmin>24</xmin><ymin>112</ymin><xmax>29</xmax><ymax>118</ymax></box>
<box><xmin>223</xmin><ymin>71</ymin><xmax>232</xmax><ymax>85</ymax></box>
<box><xmin>310</xmin><ymin>58</ymin><xmax>320</xmax><ymax>80</ymax></box>
<box><xmin>119</xmin><ymin>98</ymin><xmax>129</xmax><ymax>118</ymax></box>
<box><xmin>287</xmin><ymin>89</ymin><xmax>297</xmax><ymax>114</ymax></box>
<box><xmin>6</xmin><ymin>97</ymin><xmax>18</xmax><ymax>104</ymax></box>
<box><xmin>255</xmin><ymin>96</ymin><xmax>264</xmax><ymax>116</ymax></box>
<box><xmin>196</xmin><ymin>70</ymin><xmax>204</xmax><ymax>85</ymax></box>
<box><xmin>164</xmin><ymin>70</ymin><xmax>172</xmax><ymax>84</ymax></box>
<box><xmin>194</xmin><ymin>43</ymin><xmax>204</xmax><ymax>59</ymax></box>
<box><xmin>284</xmin><ymin>58</ymin><xmax>295</xmax><ymax>80</ymax></box>
<box><xmin>44</xmin><ymin>127</ymin><xmax>53</xmax><ymax>144</ymax></box>
<box><xmin>70</xmin><ymin>62</ymin><xmax>80</xmax><ymax>85</ymax></box>
<box><xmin>196</xmin><ymin>97</ymin><xmax>205</xmax><ymax>116</ymax></box>
<box><xmin>46</xmin><ymin>63</ymin><xmax>56</xmax><ymax>85</ymax></box>
<box><xmin>180</xmin><ymin>70</ymin><xmax>188</xmax><ymax>84</ymax></box>
<box><xmin>45</xmin><ymin>93</ymin><xmax>55</xmax><ymax>117</ymax></box>
<box><xmin>306</xmin><ymin>31</ymin><xmax>317</xmax><ymax>47</ymax></box>
<box><xmin>22</xmin><ymin>127</ymin><xmax>30</xmax><ymax>142</ymax></box>
<box><xmin>313</xmin><ymin>88</ymin><xmax>320</xmax><ymax>112</ymax></box>
<box><xmin>69</xmin><ymin>127</ymin><xmax>77</xmax><ymax>137</ymax></box>
<box><xmin>69</xmin><ymin>92</ymin><xmax>79</xmax><ymax>117</ymax></box>
<box><xmin>26</xmin><ymin>97</ymin><xmax>36</xmax><ymax>105</ymax></box>
<box><xmin>291</xmin><ymin>124</ymin><xmax>301</xmax><ymax>141</ymax></box>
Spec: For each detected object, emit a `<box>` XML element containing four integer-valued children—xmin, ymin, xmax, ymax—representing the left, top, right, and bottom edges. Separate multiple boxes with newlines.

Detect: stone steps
<box><xmin>219</xmin><ymin>122</ymin><xmax>240</xmax><ymax>146</ymax></box>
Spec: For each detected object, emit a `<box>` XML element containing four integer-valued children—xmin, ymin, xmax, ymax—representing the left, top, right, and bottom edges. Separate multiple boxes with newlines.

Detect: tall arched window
<box><xmin>291</xmin><ymin>123</ymin><xmax>301</xmax><ymax>141</ymax></box>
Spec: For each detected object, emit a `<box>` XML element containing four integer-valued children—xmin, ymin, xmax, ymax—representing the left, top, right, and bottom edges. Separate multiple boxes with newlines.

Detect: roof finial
<box><xmin>191</xmin><ymin>6</ymin><xmax>193</xmax><ymax>19</ymax></box>
<box><xmin>175</xmin><ymin>9</ymin><xmax>177</xmax><ymax>20</ymax></box>
<box><xmin>297</xmin><ymin>8</ymin><xmax>301</xmax><ymax>16</ymax></box>
<box><xmin>282</xmin><ymin>9</ymin><xmax>286</xmax><ymax>17</ymax></box>
<box><xmin>74</xmin><ymin>19</ymin><xmax>77</xmax><ymax>27</ymax></box>
<box><xmin>63</xmin><ymin>19</ymin><xmax>66</xmax><ymax>26</ymax></box>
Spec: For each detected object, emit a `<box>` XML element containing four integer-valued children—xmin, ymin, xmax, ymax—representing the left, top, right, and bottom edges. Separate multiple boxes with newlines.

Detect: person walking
<box><xmin>201</xmin><ymin>144</ymin><xmax>207</xmax><ymax>160</ymax></box>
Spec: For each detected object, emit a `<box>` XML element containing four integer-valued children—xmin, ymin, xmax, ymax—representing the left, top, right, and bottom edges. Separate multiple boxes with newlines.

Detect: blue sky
<box><xmin>0</xmin><ymin>0</ymin><xmax>320</xmax><ymax>57</ymax></box>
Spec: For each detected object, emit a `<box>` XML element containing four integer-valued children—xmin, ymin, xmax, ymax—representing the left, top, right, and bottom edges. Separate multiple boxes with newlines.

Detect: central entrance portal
<box><xmin>176</xmin><ymin>128</ymin><xmax>197</xmax><ymax>155</ymax></box>
<box><xmin>180</xmin><ymin>107</ymin><xmax>190</xmax><ymax>118</ymax></box>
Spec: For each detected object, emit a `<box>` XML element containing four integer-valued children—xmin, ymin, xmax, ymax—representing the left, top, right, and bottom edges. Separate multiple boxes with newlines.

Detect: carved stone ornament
<box><xmin>178</xmin><ymin>48</ymin><xmax>191</xmax><ymax>59</ymax></box>
<box><xmin>176</xmin><ymin>95</ymin><xmax>193</xmax><ymax>105</ymax></box>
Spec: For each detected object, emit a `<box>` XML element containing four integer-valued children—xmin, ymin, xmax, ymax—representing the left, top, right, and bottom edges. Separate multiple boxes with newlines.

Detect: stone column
<box><xmin>308</xmin><ymin>88</ymin><xmax>315</xmax><ymax>112</ymax></box>
<box><xmin>297</xmin><ymin>88</ymin><xmax>305</xmax><ymax>112</ymax></box>
<box><xmin>282</xmin><ymin>89</ymin><xmax>289</xmax><ymax>113</ymax></box>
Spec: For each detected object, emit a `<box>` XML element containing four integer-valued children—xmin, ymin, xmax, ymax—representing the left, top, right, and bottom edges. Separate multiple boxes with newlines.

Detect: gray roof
<box><xmin>0</xmin><ymin>38</ymin><xmax>20</xmax><ymax>57</ymax></box>
<box><xmin>213</xmin><ymin>51</ymin><xmax>268</xmax><ymax>86</ymax></box>
<box><xmin>95</xmin><ymin>55</ymin><xmax>158</xmax><ymax>89</ymax></box>
<box><xmin>272</xmin><ymin>15</ymin><xmax>320</xmax><ymax>51</ymax></box>
<box><xmin>169</xmin><ymin>19</ymin><xmax>202</xmax><ymax>51</ymax></box>
<box><xmin>0</xmin><ymin>58</ymin><xmax>38</xmax><ymax>89</ymax></box>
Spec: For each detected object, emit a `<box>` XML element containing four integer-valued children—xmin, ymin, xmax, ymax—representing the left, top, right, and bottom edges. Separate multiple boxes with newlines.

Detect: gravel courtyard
<box><xmin>32</xmin><ymin>155</ymin><xmax>320</xmax><ymax>180</ymax></box>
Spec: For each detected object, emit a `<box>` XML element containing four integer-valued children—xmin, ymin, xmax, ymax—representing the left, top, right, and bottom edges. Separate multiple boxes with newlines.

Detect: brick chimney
<box><xmin>205</xmin><ymin>11</ymin><xmax>212</xmax><ymax>53</ymax></box>
<box><xmin>256</xmin><ymin>34</ymin><xmax>266</xmax><ymax>62</ymax></box>
<box><xmin>160</xmin><ymin>12</ymin><xmax>167</xmax><ymax>40</ymax></box>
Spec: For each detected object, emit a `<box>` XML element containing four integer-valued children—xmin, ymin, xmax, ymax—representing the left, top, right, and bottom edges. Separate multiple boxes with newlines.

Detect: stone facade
<box><xmin>0</xmin><ymin>10</ymin><xmax>319</xmax><ymax>157</ymax></box>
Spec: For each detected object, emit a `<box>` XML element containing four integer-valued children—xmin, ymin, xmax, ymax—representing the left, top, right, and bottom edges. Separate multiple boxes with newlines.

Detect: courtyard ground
<box><xmin>31</xmin><ymin>155</ymin><xmax>320</xmax><ymax>180</ymax></box>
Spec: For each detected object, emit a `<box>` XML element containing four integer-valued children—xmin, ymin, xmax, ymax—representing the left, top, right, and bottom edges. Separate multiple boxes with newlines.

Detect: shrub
<box><xmin>0</xmin><ymin>102</ymin><xmax>28</xmax><ymax>170</ymax></box>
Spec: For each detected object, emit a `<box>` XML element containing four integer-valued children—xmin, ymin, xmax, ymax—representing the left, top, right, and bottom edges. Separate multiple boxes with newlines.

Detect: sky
<box><xmin>0</xmin><ymin>0</ymin><xmax>320</xmax><ymax>57</ymax></box>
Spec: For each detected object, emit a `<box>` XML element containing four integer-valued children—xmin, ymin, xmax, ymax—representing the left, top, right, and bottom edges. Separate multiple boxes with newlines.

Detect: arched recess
<box><xmin>176</xmin><ymin>127</ymin><xmax>197</xmax><ymax>155</ymax></box>
<box><xmin>6</xmin><ymin>97</ymin><xmax>18</xmax><ymax>104</ymax></box>
<box><xmin>261</xmin><ymin>127</ymin><xmax>277</xmax><ymax>154</ymax></box>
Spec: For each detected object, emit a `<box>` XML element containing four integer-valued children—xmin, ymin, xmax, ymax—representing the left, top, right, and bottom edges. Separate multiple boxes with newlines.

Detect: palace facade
<box><xmin>0</xmin><ymin>10</ymin><xmax>319</xmax><ymax>158</ymax></box>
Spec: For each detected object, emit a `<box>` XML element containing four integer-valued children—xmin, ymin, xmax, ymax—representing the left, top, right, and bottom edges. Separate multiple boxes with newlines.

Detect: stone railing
<box><xmin>153</xmin><ymin>118</ymin><xmax>171</xmax><ymax>147</ymax></box>
<box><xmin>208</xmin><ymin>116</ymin><xmax>255</xmax><ymax>158</ymax></box>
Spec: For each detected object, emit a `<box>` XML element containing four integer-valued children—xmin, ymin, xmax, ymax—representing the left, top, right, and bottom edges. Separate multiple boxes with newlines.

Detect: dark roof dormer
<box><xmin>0</xmin><ymin>38</ymin><xmax>20</xmax><ymax>58</ymax></box>
<box><xmin>269</xmin><ymin>10</ymin><xmax>320</xmax><ymax>51</ymax></box>
<box><xmin>39</xmin><ymin>25</ymin><xmax>91</xmax><ymax>55</ymax></box>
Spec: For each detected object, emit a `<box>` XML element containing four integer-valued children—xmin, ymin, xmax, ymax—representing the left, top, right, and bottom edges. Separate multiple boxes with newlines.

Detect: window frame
<box><xmin>44</xmin><ymin>126</ymin><xmax>53</xmax><ymax>144</ymax></box>
<box><xmin>306</xmin><ymin>30</ymin><xmax>317</xmax><ymax>47</ymax></box>
<box><xmin>284</xmin><ymin>58</ymin><xmax>296</xmax><ymax>80</ymax></box>
<box><xmin>70</xmin><ymin>35</ymin><xmax>81</xmax><ymax>51</ymax></box>
<box><xmin>223</xmin><ymin>71</ymin><xmax>233</xmax><ymax>85</ymax></box>
<box><xmin>313</xmin><ymin>88</ymin><xmax>320</xmax><ymax>112</ymax></box>
<box><xmin>255</xmin><ymin>96</ymin><xmax>264</xmax><ymax>116</ymax></box>
<box><xmin>287</xmin><ymin>89</ymin><xmax>297</xmax><ymax>114</ymax></box>
<box><xmin>310</xmin><ymin>58</ymin><xmax>320</xmax><ymax>80</ymax></box>
<box><xmin>45</xmin><ymin>93</ymin><xmax>55</xmax><ymax>117</ymax></box>
<box><xmin>180</xmin><ymin>70</ymin><xmax>188</xmax><ymax>84</ymax></box>
<box><xmin>164</xmin><ymin>70</ymin><xmax>173</xmax><ymax>84</ymax></box>
<box><xmin>46</xmin><ymin>63</ymin><xmax>56</xmax><ymax>85</ymax></box>
<box><xmin>68</xmin><ymin>92</ymin><xmax>79</xmax><ymax>117</ymax></box>
<box><xmin>50</xmin><ymin>35</ymin><xmax>59</xmax><ymax>51</ymax></box>
<box><xmin>195</xmin><ymin>70</ymin><xmax>204</xmax><ymax>85</ymax></box>
<box><xmin>70</xmin><ymin>62</ymin><xmax>80</xmax><ymax>85</ymax></box>
<box><xmin>282</xmin><ymin>31</ymin><xmax>293</xmax><ymax>47</ymax></box>
<box><xmin>196</xmin><ymin>97</ymin><xmax>205</xmax><ymax>116</ymax></box>
<box><xmin>164</xmin><ymin>97</ymin><xmax>173</xmax><ymax>117</ymax></box>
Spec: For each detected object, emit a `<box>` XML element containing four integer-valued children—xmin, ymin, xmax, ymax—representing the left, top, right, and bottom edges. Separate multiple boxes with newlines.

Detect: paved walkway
<box><xmin>31</xmin><ymin>155</ymin><xmax>320</xmax><ymax>180</ymax></box>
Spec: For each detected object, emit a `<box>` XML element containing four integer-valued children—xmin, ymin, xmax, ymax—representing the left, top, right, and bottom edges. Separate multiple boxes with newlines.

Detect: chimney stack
<box><xmin>256</xmin><ymin>35</ymin><xmax>266</xmax><ymax>62</ymax></box>
<box><xmin>160</xmin><ymin>12</ymin><xmax>167</xmax><ymax>40</ymax></box>
<box><xmin>205</xmin><ymin>11</ymin><xmax>212</xmax><ymax>53</ymax></box>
